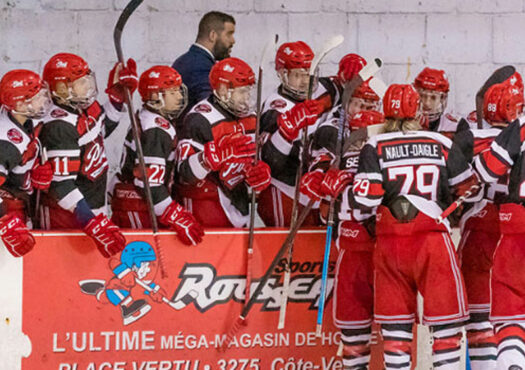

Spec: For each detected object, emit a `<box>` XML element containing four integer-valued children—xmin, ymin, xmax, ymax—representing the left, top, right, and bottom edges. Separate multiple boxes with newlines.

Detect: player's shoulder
<box><xmin>138</xmin><ymin>108</ymin><xmax>176</xmax><ymax>139</ymax></box>
<box><xmin>263</xmin><ymin>90</ymin><xmax>295</xmax><ymax>114</ymax></box>
<box><xmin>40</xmin><ymin>103</ymin><xmax>78</xmax><ymax>127</ymax></box>
<box><xmin>186</xmin><ymin>98</ymin><xmax>226</xmax><ymax>126</ymax></box>
<box><xmin>371</xmin><ymin>130</ymin><xmax>453</xmax><ymax>148</ymax></box>
<box><xmin>0</xmin><ymin>109</ymin><xmax>31</xmax><ymax>152</ymax></box>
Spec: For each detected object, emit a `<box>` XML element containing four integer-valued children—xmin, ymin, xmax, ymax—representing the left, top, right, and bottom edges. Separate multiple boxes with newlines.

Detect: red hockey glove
<box><xmin>160</xmin><ymin>202</ymin><xmax>204</xmax><ymax>246</ymax></box>
<box><xmin>277</xmin><ymin>100</ymin><xmax>324</xmax><ymax>141</ymax></box>
<box><xmin>30</xmin><ymin>160</ymin><xmax>53</xmax><ymax>190</ymax></box>
<box><xmin>244</xmin><ymin>161</ymin><xmax>271</xmax><ymax>193</ymax></box>
<box><xmin>320</xmin><ymin>169</ymin><xmax>354</xmax><ymax>198</ymax></box>
<box><xmin>0</xmin><ymin>213</ymin><xmax>35</xmax><ymax>257</ymax></box>
<box><xmin>84</xmin><ymin>214</ymin><xmax>126</xmax><ymax>258</ymax></box>
<box><xmin>105</xmin><ymin>58</ymin><xmax>138</xmax><ymax>105</ymax></box>
<box><xmin>203</xmin><ymin>133</ymin><xmax>256</xmax><ymax>171</ymax></box>
<box><xmin>299</xmin><ymin>169</ymin><xmax>325</xmax><ymax>201</ymax></box>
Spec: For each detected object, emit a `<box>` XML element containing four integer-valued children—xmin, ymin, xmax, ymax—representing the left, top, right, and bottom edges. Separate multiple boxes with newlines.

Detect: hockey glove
<box><xmin>320</xmin><ymin>169</ymin><xmax>354</xmax><ymax>198</ymax></box>
<box><xmin>244</xmin><ymin>161</ymin><xmax>271</xmax><ymax>193</ymax></box>
<box><xmin>160</xmin><ymin>201</ymin><xmax>204</xmax><ymax>246</ymax></box>
<box><xmin>0</xmin><ymin>213</ymin><xmax>35</xmax><ymax>257</ymax></box>
<box><xmin>84</xmin><ymin>214</ymin><xmax>126</xmax><ymax>258</ymax></box>
<box><xmin>30</xmin><ymin>160</ymin><xmax>53</xmax><ymax>190</ymax></box>
<box><xmin>203</xmin><ymin>133</ymin><xmax>256</xmax><ymax>172</ymax></box>
<box><xmin>299</xmin><ymin>169</ymin><xmax>325</xmax><ymax>201</ymax></box>
<box><xmin>277</xmin><ymin>100</ymin><xmax>324</xmax><ymax>142</ymax></box>
<box><xmin>105</xmin><ymin>58</ymin><xmax>138</xmax><ymax>105</ymax></box>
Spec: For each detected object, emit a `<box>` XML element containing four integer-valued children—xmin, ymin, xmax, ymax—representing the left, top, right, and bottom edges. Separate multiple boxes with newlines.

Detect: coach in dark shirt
<box><xmin>173</xmin><ymin>11</ymin><xmax>236</xmax><ymax>112</ymax></box>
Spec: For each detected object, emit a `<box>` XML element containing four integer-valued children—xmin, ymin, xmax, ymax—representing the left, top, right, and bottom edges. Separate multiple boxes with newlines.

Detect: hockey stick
<box><xmin>316</xmin><ymin>58</ymin><xmax>383</xmax><ymax>337</ymax></box>
<box><xmin>220</xmin><ymin>198</ymin><xmax>314</xmax><ymax>351</ymax></box>
<box><xmin>134</xmin><ymin>278</ymin><xmax>198</xmax><ymax>310</ymax></box>
<box><xmin>278</xmin><ymin>34</ymin><xmax>344</xmax><ymax>330</ymax></box>
<box><xmin>475</xmin><ymin>65</ymin><xmax>515</xmax><ymax>129</ymax></box>
<box><xmin>245</xmin><ymin>34</ymin><xmax>279</xmax><ymax>307</ymax></box>
<box><xmin>114</xmin><ymin>0</ymin><xmax>168</xmax><ymax>278</ymax></box>
<box><xmin>436</xmin><ymin>183</ymin><xmax>481</xmax><ymax>224</ymax></box>
<box><xmin>34</xmin><ymin>145</ymin><xmax>47</xmax><ymax>228</ymax></box>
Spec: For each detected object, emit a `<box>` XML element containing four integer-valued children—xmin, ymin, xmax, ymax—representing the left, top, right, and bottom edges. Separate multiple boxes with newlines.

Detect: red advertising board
<box><xmin>22</xmin><ymin>228</ymin><xmax>384</xmax><ymax>369</ymax></box>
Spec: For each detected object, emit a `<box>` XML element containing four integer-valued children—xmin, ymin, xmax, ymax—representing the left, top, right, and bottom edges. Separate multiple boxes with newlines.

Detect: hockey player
<box><xmin>176</xmin><ymin>57</ymin><xmax>270</xmax><ymax>227</ymax></box>
<box><xmin>300</xmin><ymin>110</ymin><xmax>384</xmax><ymax>369</ymax></box>
<box><xmin>38</xmin><ymin>53</ymin><xmax>135</xmax><ymax>258</ymax></box>
<box><xmin>353</xmin><ymin>84</ymin><xmax>478</xmax><ymax>370</ymax></box>
<box><xmin>0</xmin><ymin>69</ymin><xmax>53</xmax><ymax>257</ymax></box>
<box><xmin>111</xmin><ymin>65</ymin><xmax>204</xmax><ymax>245</ymax></box>
<box><xmin>452</xmin><ymin>72</ymin><xmax>523</xmax><ymax>369</ymax></box>
<box><xmin>473</xmin><ymin>76</ymin><xmax>525</xmax><ymax>369</ymax></box>
<box><xmin>257</xmin><ymin>41</ymin><xmax>339</xmax><ymax>227</ymax></box>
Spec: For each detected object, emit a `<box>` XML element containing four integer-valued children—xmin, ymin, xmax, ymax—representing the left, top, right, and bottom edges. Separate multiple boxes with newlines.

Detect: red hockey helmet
<box><xmin>483</xmin><ymin>75</ymin><xmax>524</xmax><ymax>127</ymax></box>
<box><xmin>139</xmin><ymin>66</ymin><xmax>187</xmax><ymax>118</ymax></box>
<box><xmin>275</xmin><ymin>41</ymin><xmax>314</xmax><ymax>71</ymax></box>
<box><xmin>414</xmin><ymin>67</ymin><xmax>449</xmax><ymax>93</ymax></box>
<box><xmin>383</xmin><ymin>84</ymin><xmax>420</xmax><ymax>120</ymax></box>
<box><xmin>210</xmin><ymin>57</ymin><xmax>255</xmax><ymax>90</ymax></box>
<box><xmin>349</xmin><ymin>110</ymin><xmax>385</xmax><ymax>131</ymax></box>
<box><xmin>43</xmin><ymin>53</ymin><xmax>97</xmax><ymax>109</ymax></box>
<box><xmin>43</xmin><ymin>53</ymin><xmax>90</xmax><ymax>90</ymax></box>
<box><xmin>0</xmin><ymin>69</ymin><xmax>51</xmax><ymax>118</ymax></box>
<box><xmin>210</xmin><ymin>57</ymin><xmax>256</xmax><ymax>117</ymax></box>
<box><xmin>337</xmin><ymin>53</ymin><xmax>366</xmax><ymax>84</ymax></box>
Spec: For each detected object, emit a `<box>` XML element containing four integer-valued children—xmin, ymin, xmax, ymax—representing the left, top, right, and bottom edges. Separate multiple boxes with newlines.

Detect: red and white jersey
<box><xmin>118</xmin><ymin>108</ymin><xmax>177</xmax><ymax>216</ymax></box>
<box><xmin>39</xmin><ymin>100</ymin><xmax>124</xmax><ymax>212</ymax></box>
<box><xmin>260</xmin><ymin>78</ymin><xmax>339</xmax><ymax>206</ymax></box>
<box><xmin>474</xmin><ymin>115</ymin><xmax>525</xmax><ymax>204</ymax></box>
<box><xmin>0</xmin><ymin>108</ymin><xmax>39</xmax><ymax>197</ymax></box>
<box><xmin>176</xmin><ymin>96</ymin><xmax>256</xmax><ymax>227</ymax></box>
<box><xmin>452</xmin><ymin>126</ymin><xmax>509</xmax><ymax>229</ymax></box>
<box><xmin>353</xmin><ymin>130</ymin><xmax>474</xmax><ymax>228</ymax></box>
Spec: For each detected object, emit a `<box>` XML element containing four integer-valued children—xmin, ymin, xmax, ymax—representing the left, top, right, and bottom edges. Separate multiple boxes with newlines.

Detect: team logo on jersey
<box><xmin>194</xmin><ymin>103</ymin><xmax>212</xmax><ymax>113</ymax></box>
<box><xmin>155</xmin><ymin>116</ymin><xmax>170</xmax><ymax>129</ymax></box>
<box><xmin>445</xmin><ymin>113</ymin><xmax>458</xmax><ymax>123</ymax></box>
<box><xmin>340</xmin><ymin>228</ymin><xmax>360</xmax><ymax>238</ymax></box>
<box><xmin>499</xmin><ymin>213</ymin><xmax>512</xmax><ymax>222</ymax></box>
<box><xmin>50</xmin><ymin>108</ymin><xmax>68</xmax><ymax>119</ymax></box>
<box><xmin>270</xmin><ymin>99</ymin><xmax>287</xmax><ymax>109</ymax></box>
<box><xmin>7</xmin><ymin>129</ymin><xmax>23</xmax><ymax>144</ymax></box>
<box><xmin>473</xmin><ymin>210</ymin><xmax>488</xmax><ymax>218</ymax></box>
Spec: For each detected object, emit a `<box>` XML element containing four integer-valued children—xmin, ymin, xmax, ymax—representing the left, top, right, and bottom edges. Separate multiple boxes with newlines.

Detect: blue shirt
<box><xmin>172</xmin><ymin>44</ymin><xmax>215</xmax><ymax>111</ymax></box>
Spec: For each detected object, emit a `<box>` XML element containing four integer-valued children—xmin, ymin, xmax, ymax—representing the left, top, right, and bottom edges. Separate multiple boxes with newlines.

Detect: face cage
<box><xmin>12</xmin><ymin>84</ymin><xmax>53</xmax><ymax>119</ymax></box>
<box><xmin>345</xmin><ymin>98</ymin><xmax>382</xmax><ymax>125</ymax></box>
<box><xmin>215</xmin><ymin>84</ymin><xmax>256</xmax><ymax>118</ymax></box>
<box><xmin>280</xmin><ymin>68</ymin><xmax>319</xmax><ymax>101</ymax></box>
<box><xmin>146</xmin><ymin>84</ymin><xmax>189</xmax><ymax>120</ymax></box>
<box><xmin>416</xmin><ymin>88</ymin><xmax>447</xmax><ymax>122</ymax></box>
<box><xmin>56</xmin><ymin>72</ymin><xmax>98</xmax><ymax>111</ymax></box>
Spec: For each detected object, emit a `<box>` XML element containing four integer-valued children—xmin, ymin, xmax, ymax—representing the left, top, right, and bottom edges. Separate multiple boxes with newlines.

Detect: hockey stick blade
<box><xmin>309</xmin><ymin>34</ymin><xmax>344</xmax><ymax>75</ymax></box>
<box><xmin>259</xmin><ymin>34</ymin><xmax>279</xmax><ymax>71</ymax></box>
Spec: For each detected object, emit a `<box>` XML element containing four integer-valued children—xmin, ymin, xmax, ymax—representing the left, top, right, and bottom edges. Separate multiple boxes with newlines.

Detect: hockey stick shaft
<box><xmin>437</xmin><ymin>183</ymin><xmax>480</xmax><ymax>224</ymax></box>
<box><xmin>34</xmin><ymin>146</ymin><xmax>47</xmax><ymax>228</ymax></box>
<box><xmin>315</xmin><ymin>58</ymin><xmax>384</xmax><ymax>336</ymax></box>
<box><xmin>134</xmin><ymin>278</ymin><xmax>179</xmax><ymax>310</ymax></box>
<box><xmin>279</xmin><ymin>35</ymin><xmax>344</xmax><ymax>329</ymax></box>
<box><xmin>220</xmin><ymin>199</ymin><xmax>314</xmax><ymax>351</ymax></box>
<box><xmin>114</xmin><ymin>0</ymin><xmax>168</xmax><ymax>278</ymax></box>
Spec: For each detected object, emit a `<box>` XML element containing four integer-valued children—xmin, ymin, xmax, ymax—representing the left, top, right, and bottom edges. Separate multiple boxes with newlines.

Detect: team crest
<box><xmin>194</xmin><ymin>103</ymin><xmax>212</xmax><ymax>113</ymax></box>
<box><xmin>155</xmin><ymin>116</ymin><xmax>170</xmax><ymax>129</ymax></box>
<box><xmin>270</xmin><ymin>99</ymin><xmax>287</xmax><ymax>109</ymax></box>
<box><xmin>50</xmin><ymin>108</ymin><xmax>68</xmax><ymax>119</ymax></box>
<box><xmin>7</xmin><ymin>129</ymin><xmax>23</xmax><ymax>144</ymax></box>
